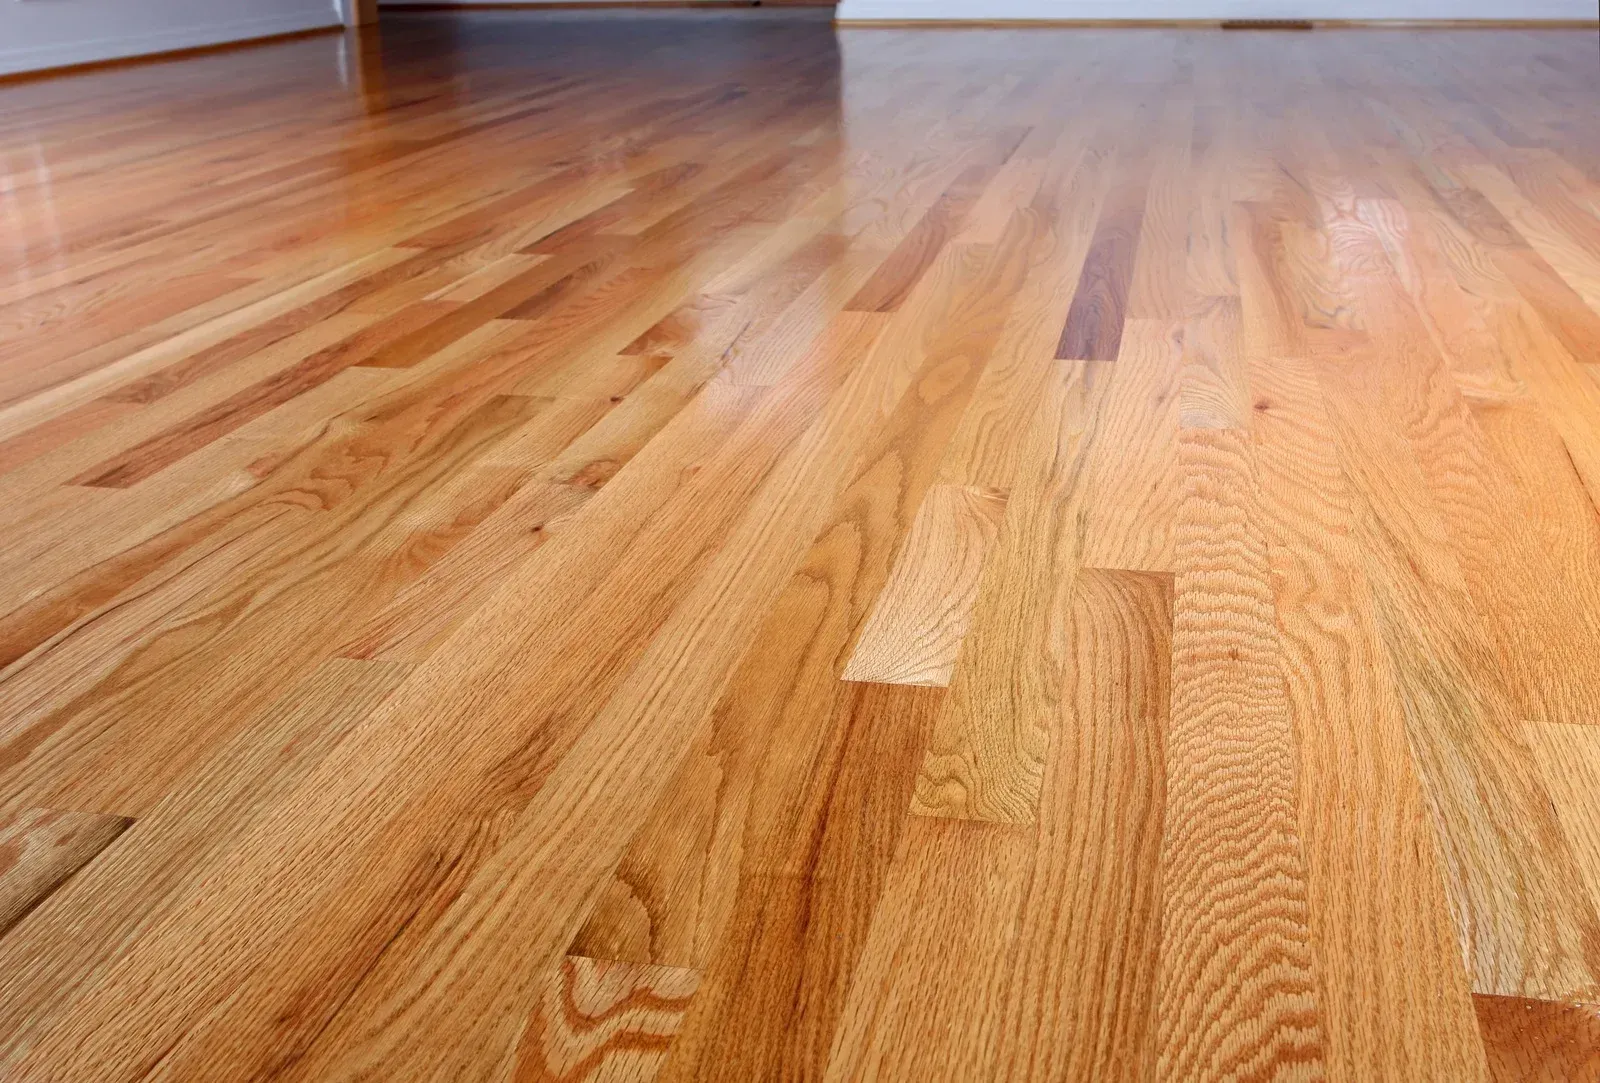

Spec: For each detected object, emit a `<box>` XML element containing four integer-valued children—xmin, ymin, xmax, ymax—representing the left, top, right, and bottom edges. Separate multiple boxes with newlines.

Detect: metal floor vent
<box><xmin>1220</xmin><ymin>18</ymin><xmax>1315</xmax><ymax>29</ymax></box>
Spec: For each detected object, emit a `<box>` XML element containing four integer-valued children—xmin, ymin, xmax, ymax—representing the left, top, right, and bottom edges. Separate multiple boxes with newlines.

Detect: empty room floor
<box><xmin>3</xmin><ymin>14</ymin><xmax>1600</xmax><ymax>1079</ymax></box>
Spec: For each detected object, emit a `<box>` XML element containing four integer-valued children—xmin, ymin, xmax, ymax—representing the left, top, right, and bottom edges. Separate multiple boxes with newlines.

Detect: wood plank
<box><xmin>1078</xmin><ymin>318</ymin><xmax>1183</xmax><ymax>573</ymax></box>
<box><xmin>1157</xmin><ymin>428</ymin><xmax>1328</xmax><ymax>1080</ymax></box>
<box><xmin>1252</xmin><ymin>356</ymin><xmax>1490</xmax><ymax>1081</ymax></box>
<box><xmin>841</xmin><ymin>483</ymin><xmax>1006</xmax><ymax>686</ymax></box>
<box><xmin>1473</xmin><ymin>994</ymin><xmax>1600</xmax><ymax>1083</ymax></box>
<box><xmin>1055</xmin><ymin>183</ymin><xmax>1144</xmax><ymax>361</ymax></box>
<box><xmin>825</xmin><ymin>567</ymin><xmax>1170</xmax><ymax>1078</ymax></box>
<box><xmin>1346</xmin><ymin>197</ymin><xmax>1600</xmax><ymax>729</ymax></box>
<box><xmin>1317</xmin><ymin>346</ymin><xmax>1600</xmax><ymax>1001</ymax></box>
<box><xmin>1179</xmin><ymin>295</ymin><xmax>1249</xmax><ymax>430</ymax></box>
<box><xmin>982</xmin><ymin>566</ymin><xmax>1170</xmax><ymax>1081</ymax></box>
<box><xmin>0</xmin><ymin>807</ymin><xmax>130</xmax><ymax>937</ymax></box>
<box><xmin>821</xmin><ymin>816</ymin><xmax>1036</xmax><ymax>1080</ymax></box>
<box><xmin>910</xmin><ymin>360</ymin><xmax>1101</xmax><ymax>823</ymax></box>
<box><xmin>2</xmin><ymin>301</ymin><xmax>893</xmax><ymax>1079</ymax></box>
<box><xmin>657</xmin><ymin>682</ymin><xmax>947</xmax><ymax>1083</ymax></box>
<box><xmin>843</xmin><ymin>128</ymin><xmax>1027</xmax><ymax>313</ymax></box>
<box><xmin>1525</xmin><ymin>721</ymin><xmax>1600</xmax><ymax>924</ymax></box>
<box><xmin>934</xmin><ymin>134</ymin><xmax>1110</xmax><ymax>490</ymax></box>
<box><xmin>0</xmin><ymin>657</ymin><xmax>411</xmax><ymax>1061</ymax></box>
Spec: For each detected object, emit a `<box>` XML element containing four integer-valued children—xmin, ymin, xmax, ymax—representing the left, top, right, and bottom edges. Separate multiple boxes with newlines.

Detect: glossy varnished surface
<box><xmin>4</xmin><ymin>15</ymin><xmax>1600</xmax><ymax>1079</ymax></box>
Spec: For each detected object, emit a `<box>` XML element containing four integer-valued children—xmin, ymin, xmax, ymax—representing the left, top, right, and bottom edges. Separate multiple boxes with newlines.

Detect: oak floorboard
<box><xmin>1251</xmin><ymin>357</ymin><xmax>1489</xmax><ymax>1081</ymax></box>
<box><xmin>1157</xmin><ymin>428</ymin><xmax>1327</xmax><ymax>1082</ymax></box>
<box><xmin>1319</xmin><ymin>346</ymin><xmax>1600</xmax><ymax>1000</ymax></box>
<box><xmin>1473</xmin><ymin>994</ymin><xmax>1600</xmax><ymax>1083</ymax></box>
<box><xmin>570</xmin><ymin>229</ymin><xmax>1031</xmax><ymax>980</ymax></box>
<box><xmin>0</xmin><ymin>656</ymin><xmax>412</xmax><ymax>1063</ymax></box>
<box><xmin>828</xmin><ymin>566</ymin><xmax>1170</xmax><ymax>1081</ymax></box>
<box><xmin>841</xmin><ymin>483</ymin><xmax>1007</xmax><ymax>687</ymax></box>
<box><xmin>1525</xmin><ymin>721</ymin><xmax>1600</xmax><ymax>926</ymax></box>
<box><xmin>910</xmin><ymin>360</ymin><xmax>1101</xmax><ymax>823</ymax></box>
<box><xmin>821</xmin><ymin>816</ymin><xmax>1037</xmax><ymax>1081</ymax></box>
<box><xmin>1077</xmin><ymin>318</ymin><xmax>1183</xmax><ymax>573</ymax></box>
<box><xmin>0</xmin><ymin>806</ymin><xmax>131</xmax><ymax>938</ymax></box>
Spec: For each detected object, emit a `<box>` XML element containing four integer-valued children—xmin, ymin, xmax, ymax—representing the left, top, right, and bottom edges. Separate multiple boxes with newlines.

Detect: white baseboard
<box><xmin>0</xmin><ymin>11</ymin><xmax>341</xmax><ymax>77</ymax></box>
<box><xmin>380</xmin><ymin>0</ymin><xmax>753</xmax><ymax>5</ymax></box>
<box><xmin>836</xmin><ymin>0</ymin><xmax>1592</xmax><ymax>20</ymax></box>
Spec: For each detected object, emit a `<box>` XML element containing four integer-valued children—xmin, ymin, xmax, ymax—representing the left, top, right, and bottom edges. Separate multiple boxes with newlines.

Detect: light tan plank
<box><xmin>1157</xmin><ymin>428</ymin><xmax>1327</xmax><ymax>1081</ymax></box>
<box><xmin>841</xmin><ymin>483</ymin><xmax>1006</xmax><ymax>686</ymax></box>
<box><xmin>1252</xmin><ymin>356</ymin><xmax>1490</xmax><ymax>1081</ymax></box>
<box><xmin>0</xmin><ymin>806</ymin><xmax>130</xmax><ymax>938</ymax></box>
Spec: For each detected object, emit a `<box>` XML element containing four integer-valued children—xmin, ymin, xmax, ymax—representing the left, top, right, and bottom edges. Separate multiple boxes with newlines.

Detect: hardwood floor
<box><xmin>3</xmin><ymin>12</ymin><xmax>1600</xmax><ymax>1079</ymax></box>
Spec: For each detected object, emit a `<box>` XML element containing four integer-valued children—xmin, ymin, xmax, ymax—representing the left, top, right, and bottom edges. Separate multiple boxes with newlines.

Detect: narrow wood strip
<box><xmin>841</xmin><ymin>483</ymin><xmax>1007</xmax><ymax>687</ymax></box>
<box><xmin>988</xmin><ymin>566</ymin><xmax>1170</xmax><ymax>1080</ymax></box>
<box><xmin>911</xmin><ymin>360</ymin><xmax>1101</xmax><ymax>823</ymax></box>
<box><xmin>1178</xmin><ymin>295</ymin><xmax>1249</xmax><ymax>429</ymax></box>
<box><xmin>64</xmin><ymin>309</ymin><xmax>496</xmax><ymax>489</ymax></box>
<box><xmin>1252</xmin><ymin>356</ymin><xmax>1490</xmax><ymax>1080</ymax></box>
<box><xmin>657</xmin><ymin>682</ymin><xmax>947</xmax><ymax>1082</ymax></box>
<box><xmin>338</xmin><ymin>479</ymin><xmax>595</xmax><ymax>664</ymax></box>
<box><xmin>822</xmin><ymin>817</ymin><xmax>1036</xmax><ymax>1080</ymax></box>
<box><xmin>934</xmin><ymin>136</ymin><xmax>1110</xmax><ymax>489</ymax></box>
<box><xmin>1077</xmin><ymin>318</ymin><xmax>1182</xmax><ymax>573</ymax></box>
<box><xmin>1348</xmin><ymin>197</ymin><xmax>1600</xmax><ymax>729</ymax></box>
<box><xmin>0</xmin><ymin>807</ymin><xmax>131</xmax><ymax>938</ymax></box>
<box><xmin>844</xmin><ymin>127</ymin><xmax>1028</xmax><ymax>313</ymax></box>
<box><xmin>1055</xmin><ymin>196</ymin><xmax>1144</xmax><ymax>361</ymax></box>
<box><xmin>1473</xmin><ymin>994</ymin><xmax>1600</xmax><ymax>1083</ymax></box>
<box><xmin>1525</xmin><ymin>721</ymin><xmax>1600</xmax><ymax>923</ymax></box>
<box><xmin>1156</xmin><ymin>428</ymin><xmax>1327</xmax><ymax>1080</ymax></box>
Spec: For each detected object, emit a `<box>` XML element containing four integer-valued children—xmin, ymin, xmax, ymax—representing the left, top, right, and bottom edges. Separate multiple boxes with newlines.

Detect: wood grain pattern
<box><xmin>821</xmin><ymin>815</ymin><xmax>1037</xmax><ymax>1080</ymax></box>
<box><xmin>983</xmin><ymin>566</ymin><xmax>1170</xmax><ymax>1081</ymax></box>
<box><xmin>0</xmin><ymin>807</ymin><xmax>130</xmax><ymax>937</ymax></box>
<box><xmin>1077</xmin><ymin>317</ymin><xmax>1182</xmax><ymax>572</ymax></box>
<box><xmin>1252</xmin><ymin>356</ymin><xmax>1490</xmax><ymax>1080</ymax></box>
<box><xmin>1525</xmin><ymin>721</ymin><xmax>1600</xmax><ymax>923</ymax></box>
<box><xmin>513</xmin><ymin>956</ymin><xmax>700</xmax><ymax>1083</ymax></box>
<box><xmin>2</xmin><ymin>18</ymin><xmax>1600</xmax><ymax>1080</ymax></box>
<box><xmin>1055</xmin><ymin>115</ymin><xmax>1158</xmax><ymax>362</ymax></box>
<box><xmin>910</xmin><ymin>360</ymin><xmax>1101</xmax><ymax>823</ymax></box>
<box><xmin>1318</xmin><ymin>338</ymin><xmax>1600</xmax><ymax>1001</ymax></box>
<box><xmin>1158</xmin><ymin>428</ymin><xmax>1327</xmax><ymax>1081</ymax></box>
<box><xmin>569</xmin><ymin>231</ymin><xmax>1032</xmax><ymax>989</ymax></box>
<box><xmin>823</xmin><ymin>567</ymin><xmax>1171</xmax><ymax>1079</ymax></box>
<box><xmin>1055</xmin><ymin>165</ymin><xmax>1146</xmax><ymax>362</ymax></box>
<box><xmin>841</xmin><ymin>483</ymin><xmax>1006</xmax><ymax>686</ymax></box>
<box><xmin>1474</xmin><ymin>994</ymin><xmax>1600</xmax><ymax>1083</ymax></box>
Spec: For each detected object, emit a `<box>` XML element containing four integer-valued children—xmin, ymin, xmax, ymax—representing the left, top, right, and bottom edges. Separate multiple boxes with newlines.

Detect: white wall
<box><xmin>836</xmin><ymin>0</ymin><xmax>1590</xmax><ymax>19</ymax></box>
<box><xmin>0</xmin><ymin>0</ymin><xmax>342</xmax><ymax>76</ymax></box>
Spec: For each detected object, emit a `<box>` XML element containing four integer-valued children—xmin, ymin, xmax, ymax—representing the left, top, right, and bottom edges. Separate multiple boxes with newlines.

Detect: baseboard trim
<box><xmin>835</xmin><ymin>16</ymin><xmax>1599</xmax><ymax>26</ymax></box>
<box><xmin>0</xmin><ymin>20</ymin><xmax>341</xmax><ymax>81</ymax></box>
<box><xmin>383</xmin><ymin>1</ymin><xmax>832</xmax><ymax>8</ymax></box>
